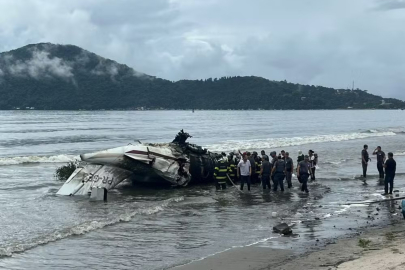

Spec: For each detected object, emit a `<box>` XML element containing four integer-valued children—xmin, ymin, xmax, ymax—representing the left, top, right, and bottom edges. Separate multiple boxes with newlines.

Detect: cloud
<box><xmin>0</xmin><ymin>0</ymin><xmax>405</xmax><ymax>99</ymax></box>
<box><xmin>91</xmin><ymin>59</ymin><xmax>119</xmax><ymax>77</ymax></box>
<box><xmin>5</xmin><ymin>49</ymin><xmax>74</xmax><ymax>80</ymax></box>
<box><xmin>374</xmin><ymin>0</ymin><xmax>405</xmax><ymax>10</ymax></box>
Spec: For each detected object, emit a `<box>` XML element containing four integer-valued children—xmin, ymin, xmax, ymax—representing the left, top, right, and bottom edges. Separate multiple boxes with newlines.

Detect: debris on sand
<box><xmin>273</xmin><ymin>223</ymin><xmax>293</xmax><ymax>235</ymax></box>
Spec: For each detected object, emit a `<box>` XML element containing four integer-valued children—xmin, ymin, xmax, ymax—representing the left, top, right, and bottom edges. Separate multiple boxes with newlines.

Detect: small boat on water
<box><xmin>57</xmin><ymin>130</ymin><xmax>224</xmax><ymax>198</ymax></box>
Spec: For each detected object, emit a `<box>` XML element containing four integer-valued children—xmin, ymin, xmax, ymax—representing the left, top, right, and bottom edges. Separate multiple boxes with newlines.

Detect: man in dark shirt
<box><xmin>361</xmin><ymin>144</ymin><xmax>370</xmax><ymax>178</ymax></box>
<box><xmin>284</xmin><ymin>152</ymin><xmax>294</xmax><ymax>188</ymax></box>
<box><xmin>269</xmin><ymin>151</ymin><xmax>277</xmax><ymax>186</ymax></box>
<box><xmin>373</xmin><ymin>146</ymin><xmax>386</xmax><ymax>179</ymax></box>
<box><xmin>383</xmin><ymin>152</ymin><xmax>396</xmax><ymax>195</ymax></box>
<box><xmin>271</xmin><ymin>155</ymin><xmax>286</xmax><ymax>192</ymax></box>
<box><xmin>260</xmin><ymin>155</ymin><xmax>271</xmax><ymax>190</ymax></box>
<box><xmin>247</xmin><ymin>152</ymin><xmax>256</xmax><ymax>183</ymax></box>
<box><xmin>297</xmin><ymin>155</ymin><xmax>312</xmax><ymax>193</ymax></box>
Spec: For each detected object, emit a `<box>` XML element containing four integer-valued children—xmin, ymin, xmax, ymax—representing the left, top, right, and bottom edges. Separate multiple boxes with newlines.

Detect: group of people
<box><xmin>361</xmin><ymin>145</ymin><xmax>397</xmax><ymax>195</ymax></box>
<box><xmin>214</xmin><ymin>149</ymin><xmax>318</xmax><ymax>193</ymax></box>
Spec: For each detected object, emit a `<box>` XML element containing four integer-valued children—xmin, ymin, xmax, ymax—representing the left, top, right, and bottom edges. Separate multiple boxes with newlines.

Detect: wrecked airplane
<box><xmin>57</xmin><ymin>130</ymin><xmax>225</xmax><ymax>198</ymax></box>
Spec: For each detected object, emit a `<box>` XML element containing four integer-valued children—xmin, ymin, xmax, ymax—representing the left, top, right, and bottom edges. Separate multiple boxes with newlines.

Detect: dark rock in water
<box><xmin>376</xmin><ymin>207</ymin><xmax>380</xmax><ymax>211</ymax></box>
<box><xmin>398</xmin><ymin>206</ymin><xmax>402</xmax><ymax>210</ymax></box>
<box><xmin>315</xmin><ymin>217</ymin><xmax>320</xmax><ymax>220</ymax></box>
<box><xmin>394</xmin><ymin>190</ymin><xmax>400</xmax><ymax>193</ymax></box>
<box><xmin>273</xmin><ymin>223</ymin><xmax>293</xmax><ymax>235</ymax></box>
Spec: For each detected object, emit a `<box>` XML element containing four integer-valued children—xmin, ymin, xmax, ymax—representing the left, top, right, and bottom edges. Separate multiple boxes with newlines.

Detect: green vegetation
<box><xmin>1</xmin><ymin>43</ymin><xmax>404</xmax><ymax>110</ymax></box>
<box><xmin>55</xmin><ymin>161</ymin><xmax>77</xmax><ymax>181</ymax></box>
<box><xmin>358</xmin><ymin>238</ymin><xmax>372</xmax><ymax>248</ymax></box>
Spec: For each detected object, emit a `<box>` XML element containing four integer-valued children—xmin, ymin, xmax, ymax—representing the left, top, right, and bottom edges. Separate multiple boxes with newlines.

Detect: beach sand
<box><xmin>170</xmin><ymin>222</ymin><xmax>405</xmax><ymax>270</ymax></box>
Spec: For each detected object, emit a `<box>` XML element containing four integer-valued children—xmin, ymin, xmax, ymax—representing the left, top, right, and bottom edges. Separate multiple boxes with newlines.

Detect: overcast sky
<box><xmin>0</xmin><ymin>0</ymin><xmax>404</xmax><ymax>99</ymax></box>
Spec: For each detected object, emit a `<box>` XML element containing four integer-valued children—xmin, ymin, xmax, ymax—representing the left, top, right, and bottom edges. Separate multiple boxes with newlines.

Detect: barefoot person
<box><xmin>383</xmin><ymin>152</ymin><xmax>396</xmax><ymax>195</ymax></box>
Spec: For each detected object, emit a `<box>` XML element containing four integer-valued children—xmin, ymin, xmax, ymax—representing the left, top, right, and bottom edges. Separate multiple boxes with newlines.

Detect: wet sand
<box><xmin>171</xmin><ymin>218</ymin><xmax>405</xmax><ymax>270</ymax></box>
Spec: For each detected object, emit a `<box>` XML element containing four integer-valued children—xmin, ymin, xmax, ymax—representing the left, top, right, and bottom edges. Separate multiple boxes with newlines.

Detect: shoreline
<box><xmin>170</xmin><ymin>215</ymin><xmax>405</xmax><ymax>270</ymax></box>
<box><xmin>2</xmin><ymin>109</ymin><xmax>404</xmax><ymax>111</ymax></box>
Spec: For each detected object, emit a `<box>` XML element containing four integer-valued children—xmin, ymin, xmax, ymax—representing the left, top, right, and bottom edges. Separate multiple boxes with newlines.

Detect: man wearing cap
<box><xmin>214</xmin><ymin>153</ymin><xmax>228</xmax><ymax>190</ymax></box>
<box><xmin>373</xmin><ymin>146</ymin><xmax>386</xmax><ymax>179</ymax></box>
<box><xmin>260</xmin><ymin>155</ymin><xmax>271</xmax><ymax>190</ymax></box>
<box><xmin>271</xmin><ymin>155</ymin><xmax>286</xmax><ymax>192</ymax></box>
<box><xmin>237</xmin><ymin>153</ymin><xmax>252</xmax><ymax>191</ymax></box>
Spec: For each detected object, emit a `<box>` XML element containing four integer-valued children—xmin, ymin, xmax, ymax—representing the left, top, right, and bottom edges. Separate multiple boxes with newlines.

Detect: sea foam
<box><xmin>206</xmin><ymin>131</ymin><xmax>396</xmax><ymax>152</ymax></box>
<box><xmin>0</xmin><ymin>196</ymin><xmax>185</xmax><ymax>257</ymax></box>
<box><xmin>0</xmin><ymin>155</ymin><xmax>79</xmax><ymax>166</ymax></box>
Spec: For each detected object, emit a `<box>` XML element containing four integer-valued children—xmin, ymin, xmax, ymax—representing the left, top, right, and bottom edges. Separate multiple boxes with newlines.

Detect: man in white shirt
<box><xmin>237</xmin><ymin>153</ymin><xmax>252</xmax><ymax>191</ymax></box>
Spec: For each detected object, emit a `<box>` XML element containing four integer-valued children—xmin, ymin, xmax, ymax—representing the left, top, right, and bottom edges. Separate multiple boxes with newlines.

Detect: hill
<box><xmin>0</xmin><ymin>43</ymin><xmax>404</xmax><ymax>110</ymax></box>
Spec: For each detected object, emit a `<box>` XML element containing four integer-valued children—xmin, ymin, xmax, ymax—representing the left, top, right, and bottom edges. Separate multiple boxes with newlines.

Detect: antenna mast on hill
<box><xmin>352</xmin><ymin>80</ymin><xmax>355</xmax><ymax>91</ymax></box>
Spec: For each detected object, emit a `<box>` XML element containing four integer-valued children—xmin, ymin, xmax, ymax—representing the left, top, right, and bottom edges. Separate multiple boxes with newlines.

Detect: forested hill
<box><xmin>0</xmin><ymin>43</ymin><xmax>404</xmax><ymax>110</ymax></box>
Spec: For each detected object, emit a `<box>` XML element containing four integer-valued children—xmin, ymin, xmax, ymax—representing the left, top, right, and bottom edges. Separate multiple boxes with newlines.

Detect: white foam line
<box><xmin>206</xmin><ymin>131</ymin><xmax>396</xmax><ymax>152</ymax></box>
<box><xmin>0</xmin><ymin>155</ymin><xmax>79</xmax><ymax>166</ymax></box>
<box><xmin>0</xmin><ymin>196</ymin><xmax>185</xmax><ymax>257</ymax></box>
<box><xmin>172</xmin><ymin>236</ymin><xmax>279</xmax><ymax>268</ymax></box>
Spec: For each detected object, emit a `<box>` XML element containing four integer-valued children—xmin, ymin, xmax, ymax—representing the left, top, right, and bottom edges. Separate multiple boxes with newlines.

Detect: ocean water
<box><xmin>0</xmin><ymin>110</ymin><xmax>404</xmax><ymax>270</ymax></box>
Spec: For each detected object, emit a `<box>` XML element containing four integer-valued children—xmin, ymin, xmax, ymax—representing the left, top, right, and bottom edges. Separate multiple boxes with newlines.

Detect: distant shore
<box><xmin>3</xmin><ymin>108</ymin><xmax>405</xmax><ymax>111</ymax></box>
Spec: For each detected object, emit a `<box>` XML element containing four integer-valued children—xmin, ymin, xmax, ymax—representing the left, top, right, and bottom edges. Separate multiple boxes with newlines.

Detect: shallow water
<box><xmin>0</xmin><ymin>110</ymin><xmax>404</xmax><ymax>269</ymax></box>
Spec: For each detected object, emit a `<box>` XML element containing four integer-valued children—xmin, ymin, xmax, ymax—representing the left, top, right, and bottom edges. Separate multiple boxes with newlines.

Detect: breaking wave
<box><xmin>0</xmin><ymin>196</ymin><xmax>185</xmax><ymax>257</ymax></box>
<box><xmin>0</xmin><ymin>155</ymin><xmax>79</xmax><ymax>166</ymax></box>
<box><xmin>206</xmin><ymin>131</ymin><xmax>397</xmax><ymax>152</ymax></box>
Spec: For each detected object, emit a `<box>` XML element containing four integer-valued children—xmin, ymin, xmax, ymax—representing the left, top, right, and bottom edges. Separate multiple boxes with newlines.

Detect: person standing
<box><xmin>271</xmin><ymin>155</ymin><xmax>286</xmax><ymax>192</ymax></box>
<box><xmin>214</xmin><ymin>158</ymin><xmax>228</xmax><ymax>190</ymax></box>
<box><xmin>309</xmin><ymin>150</ymin><xmax>317</xmax><ymax>180</ymax></box>
<box><xmin>269</xmin><ymin>151</ymin><xmax>277</xmax><ymax>186</ymax></box>
<box><xmin>284</xmin><ymin>152</ymin><xmax>294</xmax><ymax>188</ymax></box>
<box><xmin>253</xmin><ymin>151</ymin><xmax>261</xmax><ymax>183</ymax></box>
<box><xmin>361</xmin><ymin>145</ymin><xmax>371</xmax><ymax>178</ymax></box>
<box><xmin>297</xmin><ymin>150</ymin><xmax>304</xmax><ymax>174</ymax></box>
<box><xmin>227</xmin><ymin>154</ymin><xmax>237</xmax><ymax>183</ymax></box>
<box><xmin>260</xmin><ymin>155</ymin><xmax>271</xmax><ymax>190</ymax></box>
<box><xmin>261</xmin><ymin>150</ymin><xmax>269</xmax><ymax>162</ymax></box>
<box><xmin>383</xmin><ymin>152</ymin><xmax>396</xmax><ymax>195</ymax></box>
<box><xmin>237</xmin><ymin>153</ymin><xmax>252</xmax><ymax>191</ymax></box>
<box><xmin>247</xmin><ymin>152</ymin><xmax>256</xmax><ymax>183</ymax></box>
<box><xmin>281</xmin><ymin>150</ymin><xmax>286</xmax><ymax>160</ymax></box>
<box><xmin>297</xmin><ymin>155</ymin><xmax>312</xmax><ymax>193</ymax></box>
<box><xmin>373</xmin><ymin>146</ymin><xmax>386</xmax><ymax>179</ymax></box>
